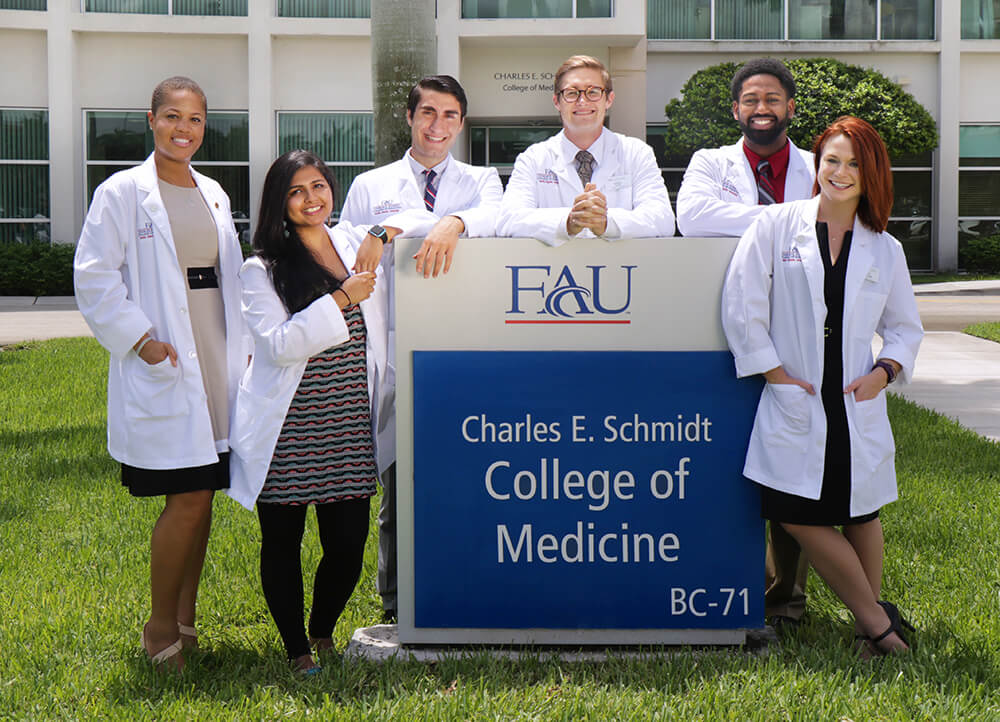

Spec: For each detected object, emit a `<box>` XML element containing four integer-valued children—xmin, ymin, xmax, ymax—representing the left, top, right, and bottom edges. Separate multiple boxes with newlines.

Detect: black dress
<box><xmin>761</xmin><ymin>222</ymin><xmax>879</xmax><ymax>526</ymax></box>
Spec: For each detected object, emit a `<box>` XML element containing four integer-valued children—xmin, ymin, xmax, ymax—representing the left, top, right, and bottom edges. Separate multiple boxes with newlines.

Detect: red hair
<box><xmin>812</xmin><ymin>116</ymin><xmax>893</xmax><ymax>232</ymax></box>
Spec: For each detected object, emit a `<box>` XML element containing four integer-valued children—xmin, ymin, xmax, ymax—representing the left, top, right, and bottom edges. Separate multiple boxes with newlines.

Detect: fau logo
<box><xmin>506</xmin><ymin>265</ymin><xmax>636</xmax><ymax>324</ymax></box>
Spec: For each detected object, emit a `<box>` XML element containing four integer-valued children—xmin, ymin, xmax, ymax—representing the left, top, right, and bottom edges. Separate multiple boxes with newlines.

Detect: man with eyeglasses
<box><xmin>497</xmin><ymin>55</ymin><xmax>674</xmax><ymax>245</ymax></box>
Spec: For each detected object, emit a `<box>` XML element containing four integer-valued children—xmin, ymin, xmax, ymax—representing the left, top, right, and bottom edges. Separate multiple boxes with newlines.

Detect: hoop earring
<box><xmin>282</xmin><ymin>219</ymin><xmax>291</xmax><ymax>239</ymax></box>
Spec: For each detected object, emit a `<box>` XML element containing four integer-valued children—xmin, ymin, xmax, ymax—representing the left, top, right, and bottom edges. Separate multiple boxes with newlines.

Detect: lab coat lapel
<box><xmin>550</xmin><ymin>135</ymin><xmax>582</xmax><ymax>193</ymax></box>
<box><xmin>595</xmin><ymin>131</ymin><xmax>622</xmax><ymax>185</ymax></box>
<box><xmin>328</xmin><ymin>224</ymin><xmax>358</xmax><ymax>271</ymax></box>
<box><xmin>728</xmin><ymin>142</ymin><xmax>758</xmax><ymax>205</ymax></box>
<box><xmin>786</xmin><ymin>146</ymin><xmax>815</xmax><ymax>202</ymax></box>
<box><xmin>842</xmin><ymin>219</ymin><xmax>875</xmax><ymax>327</ymax></box>
<box><xmin>136</xmin><ymin>157</ymin><xmax>183</xmax><ymax>281</ymax></box>
<box><xmin>795</xmin><ymin>198</ymin><xmax>826</xmax><ymax>361</ymax></box>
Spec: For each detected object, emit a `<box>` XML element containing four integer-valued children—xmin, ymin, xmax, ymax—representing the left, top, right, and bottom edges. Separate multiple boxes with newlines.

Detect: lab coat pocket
<box><xmin>761</xmin><ymin>383</ymin><xmax>811</xmax><ymax>446</ymax></box>
<box><xmin>230</xmin><ymin>384</ymin><xmax>277</xmax><ymax>461</ymax></box>
<box><xmin>123</xmin><ymin>355</ymin><xmax>188</xmax><ymax>419</ymax></box>
<box><xmin>852</xmin><ymin>290</ymin><xmax>888</xmax><ymax>341</ymax></box>
<box><xmin>605</xmin><ymin>174</ymin><xmax>633</xmax><ymax>207</ymax></box>
<box><xmin>853</xmin><ymin>392</ymin><xmax>894</xmax><ymax>471</ymax></box>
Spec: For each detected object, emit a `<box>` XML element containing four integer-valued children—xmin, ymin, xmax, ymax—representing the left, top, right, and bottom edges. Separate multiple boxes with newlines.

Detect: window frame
<box><xmin>81</xmin><ymin>0</ymin><xmax>248</xmax><ymax>16</ymax></box>
<box><xmin>0</xmin><ymin>107</ymin><xmax>50</xmax><ymax>243</ymax></box>
<box><xmin>958</xmin><ymin>123</ymin><xmax>1000</xmax><ymax>263</ymax></box>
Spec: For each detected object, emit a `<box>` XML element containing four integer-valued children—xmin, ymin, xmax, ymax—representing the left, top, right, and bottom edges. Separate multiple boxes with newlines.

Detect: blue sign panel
<box><xmin>413</xmin><ymin>350</ymin><xmax>764</xmax><ymax>630</ymax></box>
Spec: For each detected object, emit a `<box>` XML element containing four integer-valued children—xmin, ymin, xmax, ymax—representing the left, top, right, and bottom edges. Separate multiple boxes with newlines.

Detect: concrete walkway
<box><xmin>2</xmin><ymin>284</ymin><xmax>999</xmax><ymax>443</ymax></box>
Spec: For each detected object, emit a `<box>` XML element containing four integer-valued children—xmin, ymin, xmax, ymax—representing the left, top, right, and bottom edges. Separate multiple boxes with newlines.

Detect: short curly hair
<box><xmin>730</xmin><ymin>58</ymin><xmax>795</xmax><ymax>102</ymax></box>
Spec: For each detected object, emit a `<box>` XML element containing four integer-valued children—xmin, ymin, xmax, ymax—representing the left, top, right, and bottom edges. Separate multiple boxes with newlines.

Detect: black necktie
<box><xmin>576</xmin><ymin>150</ymin><xmax>595</xmax><ymax>186</ymax></box>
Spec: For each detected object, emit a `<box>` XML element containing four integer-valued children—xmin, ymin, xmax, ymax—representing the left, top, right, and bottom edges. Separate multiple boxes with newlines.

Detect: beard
<box><xmin>739</xmin><ymin>114</ymin><xmax>790</xmax><ymax>147</ymax></box>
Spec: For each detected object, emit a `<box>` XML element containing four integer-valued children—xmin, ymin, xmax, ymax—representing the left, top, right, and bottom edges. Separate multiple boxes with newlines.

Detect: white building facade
<box><xmin>1</xmin><ymin>0</ymin><xmax>998</xmax><ymax>271</ymax></box>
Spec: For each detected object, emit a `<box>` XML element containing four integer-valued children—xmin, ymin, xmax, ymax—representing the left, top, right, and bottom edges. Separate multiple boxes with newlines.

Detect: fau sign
<box><xmin>506</xmin><ymin>265</ymin><xmax>636</xmax><ymax>324</ymax></box>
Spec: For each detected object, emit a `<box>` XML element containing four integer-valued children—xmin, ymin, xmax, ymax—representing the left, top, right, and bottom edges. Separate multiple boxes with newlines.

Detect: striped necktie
<box><xmin>756</xmin><ymin>159</ymin><xmax>776</xmax><ymax>205</ymax></box>
<box><xmin>576</xmin><ymin>150</ymin><xmax>595</xmax><ymax>186</ymax></box>
<box><xmin>423</xmin><ymin>168</ymin><xmax>437</xmax><ymax>212</ymax></box>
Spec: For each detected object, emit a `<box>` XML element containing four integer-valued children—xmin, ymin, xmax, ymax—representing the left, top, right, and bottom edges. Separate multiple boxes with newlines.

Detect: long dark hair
<box><xmin>253</xmin><ymin>150</ymin><xmax>343</xmax><ymax>314</ymax></box>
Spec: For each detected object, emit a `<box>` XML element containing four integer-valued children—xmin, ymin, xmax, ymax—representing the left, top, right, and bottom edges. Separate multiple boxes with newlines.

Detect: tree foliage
<box><xmin>661</xmin><ymin>58</ymin><xmax>938</xmax><ymax>159</ymax></box>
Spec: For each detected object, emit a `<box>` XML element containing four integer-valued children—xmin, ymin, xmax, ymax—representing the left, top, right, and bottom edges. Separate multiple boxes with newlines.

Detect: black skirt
<box><xmin>121</xmin><ymin>452</ymin><xmax>230</xmax><ymax>498</ymax></box>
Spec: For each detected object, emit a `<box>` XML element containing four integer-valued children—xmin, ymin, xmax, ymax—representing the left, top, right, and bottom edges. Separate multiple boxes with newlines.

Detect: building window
<box><xmin>647</xmin><ymin>0</ymin><xmax>934</xmax><ymax>39</ymax></box>
<box><xmin>959</xmin><ymin>125</ymin><xmax>1000</xmax><ymax>262</ymax></box>
<box><xmin>645</xmin><ymin>125</ymin><xmax>686</xmax><ymax>208</ymax></box>
<box><xmin>277</xmin><ymin>0</ymin><xmax>369</xmax><ymax>17</ymax></box>
<box><xmin>83</xmin><ymin>0</ymin><xmax>248</xmax><ymax>15</ymax></box>
<box><xmin>888</xmin><ymin>151</ymin><xmax>933</xmax><ymax>271</ymax></box>
<box><xmin>963</xmin><ymin>0</ymin><xmax>1000</xmax><ymax>38</ymax></box>
<box><xmin>84</xmin><ymin>110</ymin><xmax>250</xmax><ymax>237</ymax></box>
<box><xmin>0</xmin><ymin>0</ymin><xmax>47</xmax><ymax>9</ymax></box>
<box><xmin>0</xmin><ymin>109</ymin><xmax>49</xmax><ymax>244</ymax></box>
<box><xmin>468</xmin><ymin>125</ymin><xmax>561</xmax><ymax>186</ymax></box>
<box><xmin>462</xmin><ymin>0</ymin><xmax>611</xmax><ymax>17</ymax></box>
<box><xmin>277</xmin><ymin>112</ymin><xmax>374</xmax><ymax>218</ymax></box>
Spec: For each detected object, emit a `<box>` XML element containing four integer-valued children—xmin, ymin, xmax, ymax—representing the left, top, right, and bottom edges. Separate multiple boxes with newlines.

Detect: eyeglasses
<box><xmin>557</xmin><ymin>86</ymin><xmax>607</xmax><ymax>103</ymax></box>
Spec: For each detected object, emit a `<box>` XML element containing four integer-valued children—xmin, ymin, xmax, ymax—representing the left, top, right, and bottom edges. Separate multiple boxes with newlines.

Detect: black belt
<box><xmin>187</xmin><ymin>266</ymin><xmax>219</xmax><ymax>290</ymax></box>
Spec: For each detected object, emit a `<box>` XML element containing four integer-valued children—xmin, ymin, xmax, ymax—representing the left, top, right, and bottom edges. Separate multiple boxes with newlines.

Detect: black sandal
<box><xmin>865</xmin><ymin>601</ymin><xmax>914</xmax><ymax>655</ymax></box>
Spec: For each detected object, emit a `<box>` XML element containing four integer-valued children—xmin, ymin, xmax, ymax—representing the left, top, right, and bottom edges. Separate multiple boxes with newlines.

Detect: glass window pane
<box><xmin>890</xmin><ymin>150</ymin><xmax>933</xmax><ymax>167</ymax></box>
<box><xmin>647</xmin><ymin>0</ymin><xmax>711</xmax><ymax>39</ymax></box>
<box><xmin>0</xmin><ymin>109</ymin><xmax>48</xmax><ymax>160</ymax></box>
<box><xmin>716</xmin><ymin>0</ymin><xmax>782</xmax><ymax>39</ymax></box>
<box><xmin>470</xmin><ymin>128</ymin><xmax>486</xmax><ymax>165</ymax></box>
<box><xmin>278</xmin><ymin>113</ymin><xmax>374</xmax><ymax>163</ymax></box>
<box><xmin>959</xmin><ymin>219</ymin><xmax>1000</xmax><ymax>247</ymax></box>
<box><xmin>463</xmin><ymin>0</ymin><xmax>572</xmax><ymax>17</ymax></box>
<box><xmin>577</xmin><ymin>0</ymin><xmax>612</xmax><ymax>16</ymax></box>
<box><xmin>892</xmin><ymin>170</ymin><xmax>931</xmax><ymax>218</ymax></box>
<box><xmin>960</xmin><ymin>125</ymin><xmax>1000</xmax><ymax>166</ymax></box>
<box><xmin>88</xmin><ymin>164</ymin><xmax>134</xmax><ymax>203</ymax></box>
<box><xmin>646</xmin><ymin>127</ymin><xmax>690</xmax><ymax>168</ymax></box>
<box><xmin>959</xmin><ymin>171</ymin><xmax>1000</xmax><ymax>216</ymax></box>
<box><xmin>86</xmin><ymin>112</ymin><xmax>151</xmax><ymax>161</ymax></box>
<box><xmin>328</xmin><ymin>165</ymin><xmax>371</xmax><ymax>216</ymax></box>
<box><xmin>0</xmin><ymin>0</ymin><xmax>47</xmax><ymax>9</ymax></box>
<box><xmin>173</xmin><ymin>0</ymin><xmax>247</xmax><ymax>14</ymax></box>
<box><xmin>196</xmin><ymin>113</ymin><xmax>249</xmax><ymax>162</ymax></box>
<box><xmin>887</xmin><ymin>220</ymin><xmax>931</xmax><ymax>271</ymax></box>
<box><xmin>881</xmin><ymin>0</ymin><xmax>934</xmax><ymax>39</ymax></box>
<box><xmin>0</xmin><ymin>165</ymin><xmax>48</xmax><ymax>219</ymax></box>
<box><xmin>277</xmin><ymin>0</ymin><xmax>370</xmax><ymax>18</ymax></box>
<box><xmin>193</xmin><ymin>166</ymin><xmax>250</xmax><ymax>222</ymax></box>
<box><xmin>486</xmin><ymin>126</ymin><xmax>560</xmax><ymax>165</ymax></box>
<box><xmin>0</xmin><ymin>222</ymin><xmax>50</xmax><ymax>244</ymax></box>
<box><xmin>789</xmin><ymin>0</ymin><xmax>875</xmax><ymax>39</ymax></box>
<box><xmin>963</xmin><ymin>0</ymin><xmax>1000</xmax><ymax>38</ymax></box>
<box><xmin>85</xmin><ymin>0</ymin><xmax>167</xmax><ymax>13</ymax></box>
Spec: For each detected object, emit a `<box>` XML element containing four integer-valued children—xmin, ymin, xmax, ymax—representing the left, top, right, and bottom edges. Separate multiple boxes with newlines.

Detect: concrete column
<box><xmin>609</xmin><ymin>38</ymin><xmax>647</xmax><ymax>141</ymax></box>
<box><xmin>437</xmin><ymin>0</ymin><xmax>467</xmax><ymax>161</ymax></box>
<box><xmin>47</xmin><ymin>0</ymin><xmax>77</xmax><ymax>244</ymax></box>
<box><xmin>247</xmin><ymin>2</ymin><xmax>273</xmax><ymax>240</ymax></box>
<box><xmin>936</xmin><ymin>2</ymin><xmax>960</xmax><ymax>271</ymax></box>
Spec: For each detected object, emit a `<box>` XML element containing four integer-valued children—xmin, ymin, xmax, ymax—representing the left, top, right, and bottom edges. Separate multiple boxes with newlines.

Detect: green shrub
<box><xmin>0</xmin><ymin>242</ymin><xmax>75</xmax><ymax>296</ymax></box>
<box><xmin>662</xmin><ymin>58</ymin><xmax>938</xmax><ymax>159</ymax></box>
<box><xmin>960</xmin><ymin>234</ymin><xmax>1000</xmax><ymax>272</ymax></box>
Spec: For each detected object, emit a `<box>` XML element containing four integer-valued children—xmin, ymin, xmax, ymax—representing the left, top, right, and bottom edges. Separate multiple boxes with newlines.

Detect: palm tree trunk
<box><xmin>371</xmin><ymin>0</ymin><xmax>437</xmax><ymax>167</ymax></box>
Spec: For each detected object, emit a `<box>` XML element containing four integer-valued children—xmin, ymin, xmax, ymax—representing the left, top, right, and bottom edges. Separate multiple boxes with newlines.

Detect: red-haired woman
<box><xmin>722</xmin><ymin>116</ymin><xmax>923</xmax><ymax>656</ymax></box>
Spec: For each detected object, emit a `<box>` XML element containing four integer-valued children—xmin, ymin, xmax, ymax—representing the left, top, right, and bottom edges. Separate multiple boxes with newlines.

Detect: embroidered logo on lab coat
<box><xmin>781</xmin><ymin>247</ymin><xmax>802</xmax><ymax>263</ymax></box>
<box><xmin>137</xmin><ymin>223</ymin><xmax>154</xmax><ymax>240</ymax></box>
<box><xmin>536</xmin><ymin>170</ymin><xmax>559</xmax><ymax>185</ymax></box>
<box><xmin>721</xmin><ymin>178</ymin><xmax>740</xmax><ymax>198</ymax></box>
<box><xmin>373</xmin><ymin>200</ymin><xmax>403</xmax><ymax>216</ymax></box>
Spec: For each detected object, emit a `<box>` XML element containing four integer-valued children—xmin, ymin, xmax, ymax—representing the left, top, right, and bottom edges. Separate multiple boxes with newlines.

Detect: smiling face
<box><xmin>407</xmin><ymin>88</ymin><xmax>464</xmax><ymax>169</ymax></box>
<box><xmin>285</xmin><ymin>165</ymin><xmax>334</xmax><ymax>230</ymax></box>
<box><xmin>554</xmin><ymin>67</ymin><xmax>614</xmax><ymax>148</ymax></box>
<box><xmin>817</xmin><ymin>133</ymin><xmax>863</xmax><ymax>206</ymax></box>
<box><xmin>147</xmin><ymin>88</ymin><xmax>206</xmax><ymax>168</ymax></box>
<box><xmin>732</xmin><ymin>73</ymin><xmax>794</xmax><ymax>155</ymax></box>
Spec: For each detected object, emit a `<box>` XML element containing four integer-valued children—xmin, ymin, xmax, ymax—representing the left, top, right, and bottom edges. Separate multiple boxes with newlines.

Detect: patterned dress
<box><xmin>258</xmin><ymin>304</ymin><xmax>378</xmax><ymax>505</ymax></box>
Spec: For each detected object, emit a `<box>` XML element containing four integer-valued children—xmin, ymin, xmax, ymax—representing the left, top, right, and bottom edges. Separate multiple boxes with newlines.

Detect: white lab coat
<box><xmin>226</xmin><ymin>225</ymin><xmax>390</xmax><ymax>510</ymax></box>
<box><xmin>74</xmin><ymin>154</ymin><xmax>250</xmax><ymax>470</ymax></box>
<box><xmin>339</xmin><ymin>151</ymin><xmax>503</xmax><ymax>239</ymax></box>
<box><xmin>497</xmin><ymin>128</ymin><xmax>675</xmax><ymax>246</ymax></box>
<box><xmin>677</xmin><ymin>139</ymin><xmax>815</xmax><ymax>238</ymax></box>
<box><xmin>721</xmin><ymin>197</ymin><xmax>923</xmax><ymax>517</ymax></box>
<box><xmin>338</xmin><ymin>151</ymin><xmax>502</xmax><ymax>467</ymax></box>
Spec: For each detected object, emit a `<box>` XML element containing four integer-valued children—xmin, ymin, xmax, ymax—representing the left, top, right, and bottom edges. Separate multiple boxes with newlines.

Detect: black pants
<box><xmin>257</xmin><ymin>496</ymin><xmax>370</xmax><ymax>660</ymax></box>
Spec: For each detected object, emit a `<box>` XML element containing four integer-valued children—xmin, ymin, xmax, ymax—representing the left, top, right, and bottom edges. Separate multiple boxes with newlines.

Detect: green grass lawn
<box><xmin>965</xmin><ymin>321</ymin><xmax>1000</xmax><ymax>344</ymax></box>
<box><xmin>3</xmin><ymin>338</ymin><xmax>1000</xmax><ymax>720</ymax></box>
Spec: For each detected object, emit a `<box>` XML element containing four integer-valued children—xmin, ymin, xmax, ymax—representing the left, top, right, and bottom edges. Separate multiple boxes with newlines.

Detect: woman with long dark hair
<box><xmin>228</xmin><ymin>150</ymin><xmax>395</xmax><ymax>673</ymax></box>
<box><xmin>75</xmin><ymin>77</ymin><xmax>249</xmax><ymax>671</ymax></box>
<box><xmin>722</xmin><ymin>116</ymin><xmax>923</xmax><ymax>656</ymax></box>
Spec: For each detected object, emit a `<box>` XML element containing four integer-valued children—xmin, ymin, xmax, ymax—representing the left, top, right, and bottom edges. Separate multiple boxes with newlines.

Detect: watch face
<box><xmin>369</xmin><ymin>224</ymin><xmax>387</xmax><ymax>241</ymax></box>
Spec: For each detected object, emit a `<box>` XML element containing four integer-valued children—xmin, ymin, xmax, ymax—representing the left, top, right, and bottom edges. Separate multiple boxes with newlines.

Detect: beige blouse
<box><xmin>159</xmin><ymin>180</ymin><xmax>230</xmax><ymax>444</ymax></box>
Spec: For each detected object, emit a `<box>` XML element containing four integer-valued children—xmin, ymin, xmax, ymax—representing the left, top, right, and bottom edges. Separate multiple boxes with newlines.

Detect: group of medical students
<box><xmin>73</xmin><ymin>54</ymin><xmax>922</xmax><ymax>673</ymax></box>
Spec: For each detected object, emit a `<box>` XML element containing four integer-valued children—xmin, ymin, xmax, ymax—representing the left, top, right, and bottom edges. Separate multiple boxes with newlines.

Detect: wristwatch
<box><xmin>367</xmin><ymin>224</ymin><xmax>390</xmax><ymax>244</ymax></box>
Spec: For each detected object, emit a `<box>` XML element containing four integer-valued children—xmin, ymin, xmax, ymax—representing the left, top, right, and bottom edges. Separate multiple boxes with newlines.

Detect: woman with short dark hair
<box><xmin>722</xmin><ymin>116</ymin><xmax>923</xmax><ymax>656</ymax></box>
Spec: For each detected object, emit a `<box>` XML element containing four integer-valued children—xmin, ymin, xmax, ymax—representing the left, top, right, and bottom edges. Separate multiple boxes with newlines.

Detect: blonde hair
<box><xmin>554</xmin><ymin>55</ymin><xmax>612</xmax><ymax>94</ymax></box>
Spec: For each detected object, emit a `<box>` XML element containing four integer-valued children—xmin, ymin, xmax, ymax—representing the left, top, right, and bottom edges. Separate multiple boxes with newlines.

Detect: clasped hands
<box><xmin>566</xmin><ymin>183</ymin><xmax>608</xmax><ymax>237</ymax></box>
